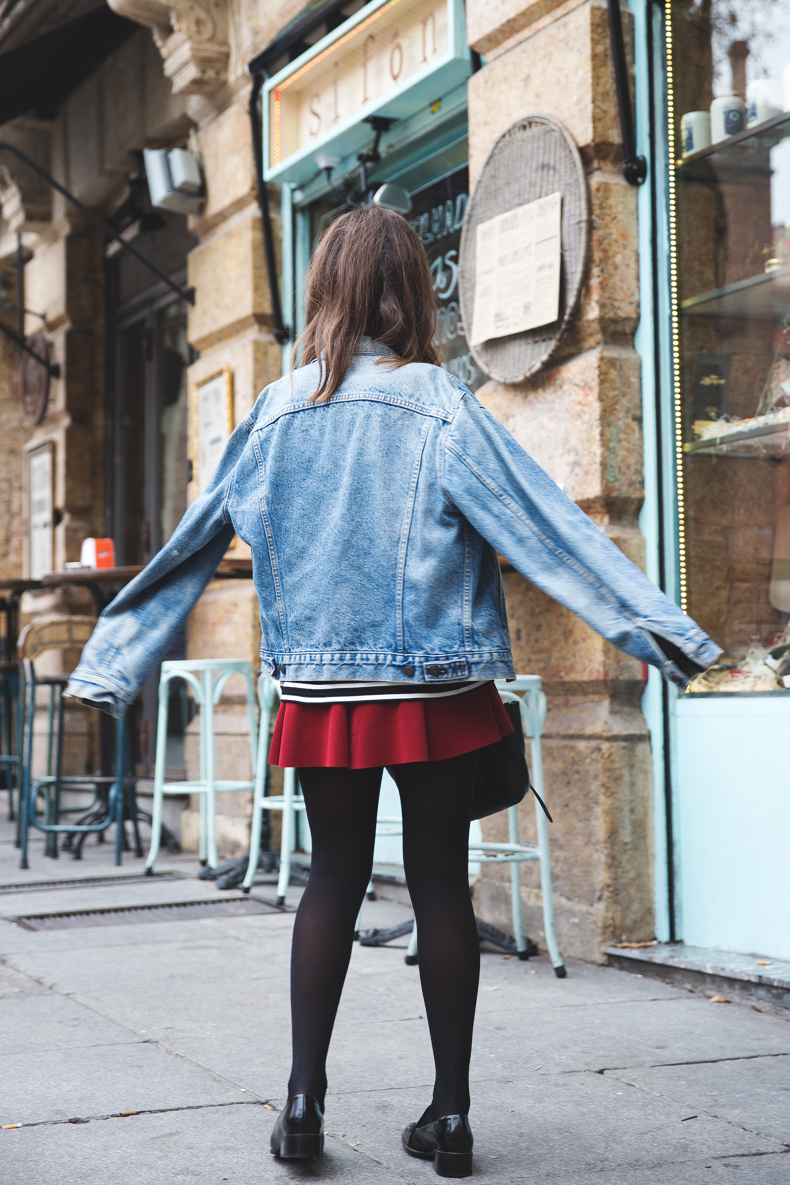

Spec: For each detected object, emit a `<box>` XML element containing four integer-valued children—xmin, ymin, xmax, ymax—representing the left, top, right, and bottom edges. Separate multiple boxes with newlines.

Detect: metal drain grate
<box><xmin>10</xmin><ymin>897</ymin><xmax>284</xmax><ymax>930</ymax></box>
<box><xmin>0</xmin><ymin>873</ymin><xmax>183</xmax><ymax>895</ymax></box>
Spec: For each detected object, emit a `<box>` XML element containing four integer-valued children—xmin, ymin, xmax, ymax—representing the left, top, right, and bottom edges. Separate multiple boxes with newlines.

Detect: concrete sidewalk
<box><xmin>1</xmin><ymin>814</ymin><xmax>788</xmax><ymax>1184</ymax></box>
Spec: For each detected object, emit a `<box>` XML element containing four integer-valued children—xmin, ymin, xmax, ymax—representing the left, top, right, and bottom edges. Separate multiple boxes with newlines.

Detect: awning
<box><xmin>0</xmin><ymin>6</ymin><xmax>137</xmax><ymax>127</ymax></box>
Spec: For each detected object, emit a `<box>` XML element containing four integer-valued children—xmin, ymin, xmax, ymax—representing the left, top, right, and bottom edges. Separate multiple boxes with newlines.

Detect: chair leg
<box><xmin>19</xmin><ymin>672</ymin><xmax>35</xmax><ymax>870</ymax></box>
<box><xmin>506</xmin><ymin>806</ymin><xmax>528</xmax><ymax>959</ymax></box>
<box><xmin>405</xmin><ymin>919</ymin><xmax>418</xmax><ymax>965</ymax></box>
<box><xmin>113</xmin><ymin>717</ymin><xmax>125</xmax><ymax>867</ymax></box>
<box><xmin>14</xmin><ymin>667</ymin><xmax>25</xmax><ymax>847</ymax></box>
<box><xmin>243</xmin><ymin>692</ymin><xmax>273</xmax><ymax>892</ymax></box>
<box><xmin>531</xmin><ymin>730</ymin><xmax>566</xmax><ymax>978</ymax></box>
<box><xmin>204</xmin><ymin>672</ymin><xmax>218</xmax><ymax>870</ymax></box>
<box><xmin>145</xmin><ymin>679</ymin><xmax>170</xmax><ymax>873</ymax></box>
<box><xmin>276</xmin><ymin>768</ymin><xmax>296</xmax><ymax>904</ymax></box>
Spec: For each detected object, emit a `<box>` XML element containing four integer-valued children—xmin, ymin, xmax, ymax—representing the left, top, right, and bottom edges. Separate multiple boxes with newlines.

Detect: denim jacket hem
<box><xmin>260</xmin><ymin>651</ymin><xmax>516</xmax><ymax>682</ymax></box>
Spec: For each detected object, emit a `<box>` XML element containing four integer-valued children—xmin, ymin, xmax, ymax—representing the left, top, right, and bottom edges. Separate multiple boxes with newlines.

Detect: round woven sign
<box><xmin>459</xmin><ymin>115</ymin><xmax>588</xmax><ymax>384</ymax></box>
<box><xmin>18</xmin><ymin>331</ymin><xmax>50</xmax><ymax>427</ymax></box>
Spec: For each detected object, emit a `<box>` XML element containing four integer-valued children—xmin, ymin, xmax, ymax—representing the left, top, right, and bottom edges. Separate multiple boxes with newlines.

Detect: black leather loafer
<box><xmin>402</xmin><ymin>1114</ymin><xmax>473</xmax><ymax>1178</ymax></box>
<box><xmin>270</xmin><ymin>1095</ymin><xmax>324</xmax><ymax>1160</ymax></box>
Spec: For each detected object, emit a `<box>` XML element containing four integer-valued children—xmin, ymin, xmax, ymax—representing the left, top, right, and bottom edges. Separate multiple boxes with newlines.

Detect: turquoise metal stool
<box><xmin>145</xmin><ymin>659</ymin><xmax>257</xmax><ymax>873</ymax></box>
<box><xmin>242</xmin><ymin>674</ymin><xmax>306</xmax><ymax>903</ymax></box>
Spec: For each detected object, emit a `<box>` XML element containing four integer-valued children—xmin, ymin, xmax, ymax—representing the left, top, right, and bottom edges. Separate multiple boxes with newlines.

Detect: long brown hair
<box><xmin>294</xmin><ymin>206</ymin><xmax>439</xmax><ymax>402</ymax></box>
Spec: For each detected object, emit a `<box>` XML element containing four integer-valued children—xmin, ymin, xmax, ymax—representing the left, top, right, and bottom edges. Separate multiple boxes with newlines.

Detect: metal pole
<box><xmin>248</xmin><ymin>74</ymin><xmax>290</xmax><ymax>345</ymax></box>
<box><xmin>606</xmin><ymin>0</ymin><xmax>647</xmax><ymax>185</ymax></box>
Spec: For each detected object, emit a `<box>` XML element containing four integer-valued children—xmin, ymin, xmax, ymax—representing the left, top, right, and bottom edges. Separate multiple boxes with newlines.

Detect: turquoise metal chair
<box><xmin>145</xmin><ymin>659</ymin><xmax>257</xmax><ymax>873</ymax></box>
<box><xmin>242</xmin><ymin>674</ymin><xmax>306</xmax><ymax>903</ymax></box>
<box><xmin>402</xmin><ymin>676</ymin><xmax>566</xmax><ymax>976</ymax></box>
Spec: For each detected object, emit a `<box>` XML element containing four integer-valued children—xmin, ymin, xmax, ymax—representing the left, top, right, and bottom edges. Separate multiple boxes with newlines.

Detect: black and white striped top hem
<box><xmin>278</xmin><ymin>679</ymin><xmax>490</xmax><ymax>704</ymax></box>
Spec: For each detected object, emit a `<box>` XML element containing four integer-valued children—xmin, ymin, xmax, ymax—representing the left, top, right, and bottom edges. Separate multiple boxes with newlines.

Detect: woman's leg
<box><xmin>287</xmin><ymin>765</ymin><xmax>382</xmax><ymax>1107</ymax></box>
<box><xmin>389</xmin><ymin>751</ymin><xmax>480</xmax><ymax>1121</ymax></box>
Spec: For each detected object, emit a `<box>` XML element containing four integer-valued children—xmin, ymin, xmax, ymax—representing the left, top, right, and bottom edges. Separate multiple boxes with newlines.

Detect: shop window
<box><xmin>409</xmin><ymin>166</ymin><xmax>484</xmax><ymax>391</ymax></box>
<box><xmin>668</xmin><ymin>0</ymin><xmax>790</xmax><ymax>691</ymax></box>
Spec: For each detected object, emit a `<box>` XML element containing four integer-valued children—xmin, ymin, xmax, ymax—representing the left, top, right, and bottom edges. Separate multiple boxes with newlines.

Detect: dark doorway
<box><xmin>106</xmin><ymin>212</ymin><xmax>196</xmax><ymax>778</ymax></box>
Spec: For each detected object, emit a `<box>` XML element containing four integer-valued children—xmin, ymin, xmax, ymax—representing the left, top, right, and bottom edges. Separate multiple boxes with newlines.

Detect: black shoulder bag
<box><xmin>470</xmin><ymin>699</ymin><xmax>553</xmax><ymax>823</ymax></box>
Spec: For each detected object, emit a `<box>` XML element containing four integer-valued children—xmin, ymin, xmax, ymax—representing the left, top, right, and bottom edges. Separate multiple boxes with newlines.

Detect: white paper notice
<box><xmin>470</xmin><ymin>192</ymin><xmax>562</xmax><ymax>346</ymax></box>
<box><xmin>197</xmin><ymin>374</ymin><xmax>230</xmax><ymax>494</ymax></box>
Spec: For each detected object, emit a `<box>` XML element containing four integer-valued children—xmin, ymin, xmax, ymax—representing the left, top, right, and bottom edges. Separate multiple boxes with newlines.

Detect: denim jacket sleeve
<box><xmin>441</xmin><ymin>391</ymin><xmax>722</xmax><ymax>687</ymax></box>
<box><xmin>65</xmin><ymin>408</ymin><xmax>259</xmax><ymax>717</ymax></box>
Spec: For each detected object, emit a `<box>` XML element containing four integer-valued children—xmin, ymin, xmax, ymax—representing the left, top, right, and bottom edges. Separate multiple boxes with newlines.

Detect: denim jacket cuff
<box><xmin>64</xmin><ymin>673</ymin><xmax>136</xmax><ymax>719</ymax></box>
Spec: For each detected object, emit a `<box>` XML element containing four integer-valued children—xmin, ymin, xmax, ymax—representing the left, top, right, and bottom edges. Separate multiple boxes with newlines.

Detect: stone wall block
<box><xmin>236</xmin><ymin>0</ymin><xmax>308</xmax><ymax>80</ymax></box>
<box><xmin>467</xmin><ymin>4</ymin><xmax>594</xmax><ymax>189</ymax></box>
<box><xmin>196</xmin><ymin>98</ymin><xmax>256</xmax><ymax>222</ymax></box>
<box><xmin>596</xmin><ymin>344</ymin><xmax>643</xmax><ymax>500</ymax></box>
<box><xmin>477</xmin><ymin>345</ymin><xmax>643</xmax><ymax>507</ymax></box>
<box><xmin>467</xmin><ymin>0</ymin><xmax>569</xmax><ymax>56</ymax></box>
<box><xmin>0</xmin><ymin>313</ymin><xmax>28</xmax><ymax>580</ymax></box>
<box><xmin>24</xmin><ymin>235</ymin><xmax>67</xmax><ymax>333</ymax></box>
<box><xmin>64</xmin><ymin>230</ymin><xmax>105</xmax><ymax>328</ymax></box>
<box><xmin>180</xmin><ymin>809</ymin><xmax>250</xmax><ymax>856</ymax></box>
<box><xmin>187</xmin><ymin>208</ymin><xmax>271</xmax><ymax>352</ymax></box>
<box><xmin>477</xmin><ymin>351</ymin><xmax>602</xmax><ymax>502</ymax></box>
<box><xmin>187</xmin><ymin>578</ymin><xmax>261</xmax><ymax>671</ymax></box>
<box><xmin>585</xmin><ymin>170</ymin><xmax>639</xmax><ymax>336</ymax></box>
<box><xmin>99</xmin><ymin>32</ymin><xmax>149</xmax><ymax>177</ymax></box>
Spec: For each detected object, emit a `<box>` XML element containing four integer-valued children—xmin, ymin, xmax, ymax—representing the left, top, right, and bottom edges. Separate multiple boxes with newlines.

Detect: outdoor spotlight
<box><xmin>371</xmin><ymin>183</ymin><xmax>412</xmax><ymax>215</ymax></box>
<box><xmin>316</xmin><ymin>152</ymin><xmax>341</xmax><ymax>180</ymax></box>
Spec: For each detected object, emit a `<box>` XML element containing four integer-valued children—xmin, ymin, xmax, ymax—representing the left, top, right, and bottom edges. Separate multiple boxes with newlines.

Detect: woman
<box><xmin>68</xmin><ymin>207</ymin><xmax>719</xmax><ymax>1178</ymax></box>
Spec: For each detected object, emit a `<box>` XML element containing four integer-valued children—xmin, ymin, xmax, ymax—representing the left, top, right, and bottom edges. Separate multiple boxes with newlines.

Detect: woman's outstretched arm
<box><xmin>441</xmin><ymin>392</ymin><xmax>721</xmax><ymax>688</ymax></box>
<box><xmin>66</xmin><ymin>403</ymin><xmax>262</xmax><ymax>717</ymax></box>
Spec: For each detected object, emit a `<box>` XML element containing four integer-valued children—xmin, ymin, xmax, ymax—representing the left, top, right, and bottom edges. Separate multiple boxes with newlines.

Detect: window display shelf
<box><xmin>684</xmin><ymin>417</ymin><xmax>790</xmax><ymax>459</ymax></box>
<box><xmin>676</xmin><ymin>110</ymin><xmax>790</xmax><ymax>170</ymax></box>
<box><xmin>680</xmin><ymin>264</ymin><xmax>790</xmax><ymax>321</ymax></box>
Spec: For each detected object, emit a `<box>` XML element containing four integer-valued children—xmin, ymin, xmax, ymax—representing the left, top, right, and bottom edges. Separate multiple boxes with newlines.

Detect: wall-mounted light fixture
<box><xmin>143</xmin><ymin>148</ymin><xmax>205</xmax><ymax>216</ymax></box>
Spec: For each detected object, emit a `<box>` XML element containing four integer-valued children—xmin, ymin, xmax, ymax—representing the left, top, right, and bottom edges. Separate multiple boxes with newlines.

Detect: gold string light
<box><xmin>664</xmin><ymin>0</ymin><xmax>688</xmax><ymax>613</ymax></box>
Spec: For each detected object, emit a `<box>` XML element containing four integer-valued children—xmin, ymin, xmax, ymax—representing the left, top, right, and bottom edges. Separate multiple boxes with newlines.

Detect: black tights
<box><xmin>288</xmin><ymin>751</ymin><xmax>480</xmax><ymax>1120</ymax></box>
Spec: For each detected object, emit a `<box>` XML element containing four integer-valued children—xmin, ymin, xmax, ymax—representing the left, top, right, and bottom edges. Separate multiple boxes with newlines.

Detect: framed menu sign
<box><xmin>195</xmin><ymin>367</ymin><xmax>233</xmax><ymax>495</ymax></box>
<box><xmin>28</xmin><ymin>442</ymin><xmax>54</xmax><ymax>579</ymax></box>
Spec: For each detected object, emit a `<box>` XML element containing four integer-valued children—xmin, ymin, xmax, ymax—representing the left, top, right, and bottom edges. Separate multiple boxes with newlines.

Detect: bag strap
<box><xmin>530</xmin><ymin>783</ymin><xmax>553</xmax><ymax>823</ymax></box>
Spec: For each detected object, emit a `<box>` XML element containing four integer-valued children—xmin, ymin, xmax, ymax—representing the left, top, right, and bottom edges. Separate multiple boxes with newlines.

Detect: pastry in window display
<box><xmin>688</xmin><ymin>625</ymin><xmax>790</xmax><ymax>692</ymax></box>
<box><xmin>690</xmin><ymin>352</ymin><xmax>790</xmax><ymax>442</ymax></box>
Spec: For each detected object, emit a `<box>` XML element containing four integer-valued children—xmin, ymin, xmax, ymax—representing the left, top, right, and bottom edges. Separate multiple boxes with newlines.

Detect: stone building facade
<box><xmin>0</xmin><ymin>0</ymin><xmax>652</xmax><ymax>960</ymax></box>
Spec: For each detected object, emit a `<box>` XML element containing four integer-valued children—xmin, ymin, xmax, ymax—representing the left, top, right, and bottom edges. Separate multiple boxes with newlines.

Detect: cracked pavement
<box><xmin>1</xmin><ymin>815</ymin><xmax>789</xmax><ymax>1184</ymax></box>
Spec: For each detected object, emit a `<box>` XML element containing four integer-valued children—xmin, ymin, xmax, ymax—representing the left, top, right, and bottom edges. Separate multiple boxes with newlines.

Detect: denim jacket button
<box><xmin>402</xmin><ymin>666</ymin><xmax>415</xmax><ymax>677</ymax></box>
<box><xmin>427</xmin><ymin>665</ymin><xmax>444</xmax><ymax>677</ymax></box>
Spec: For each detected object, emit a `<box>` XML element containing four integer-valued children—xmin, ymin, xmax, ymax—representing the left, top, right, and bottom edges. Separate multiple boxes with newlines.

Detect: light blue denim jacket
<box><xmin>67</xmin><ymin>341</ymin><xmax>721</xmax><ymax>716</ymax></box>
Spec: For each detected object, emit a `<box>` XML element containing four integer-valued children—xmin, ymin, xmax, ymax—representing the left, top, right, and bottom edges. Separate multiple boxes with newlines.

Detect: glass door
<box><xmin>664</xmin><ymin>0</ymin><xmax>790</xmax><ymax>958</ymax></box>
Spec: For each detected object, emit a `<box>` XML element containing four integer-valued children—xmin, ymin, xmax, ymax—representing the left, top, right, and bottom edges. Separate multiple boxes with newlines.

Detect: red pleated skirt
<box><xmin>269</xmin><ymin>682</ymin><xmax>514</xmax><ymax>769</ymax></box>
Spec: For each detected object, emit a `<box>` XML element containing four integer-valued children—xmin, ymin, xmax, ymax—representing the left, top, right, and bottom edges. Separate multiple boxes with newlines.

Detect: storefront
<box><xmin>635</xmin><ymin>0</ymin><xmax>790</xmax><ymax>961</ymax></box>
<box><xmin>9</xmin><ymin>0</ymin><xmax>782</xmax><ymax>967</ymax></box>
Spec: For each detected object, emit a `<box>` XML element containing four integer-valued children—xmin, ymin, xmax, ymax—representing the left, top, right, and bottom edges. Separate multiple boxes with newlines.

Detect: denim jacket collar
<box><xmin>356</xmin><ymin>337</ymin><xmax>391</xmax><ymax>357</ymax></box>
